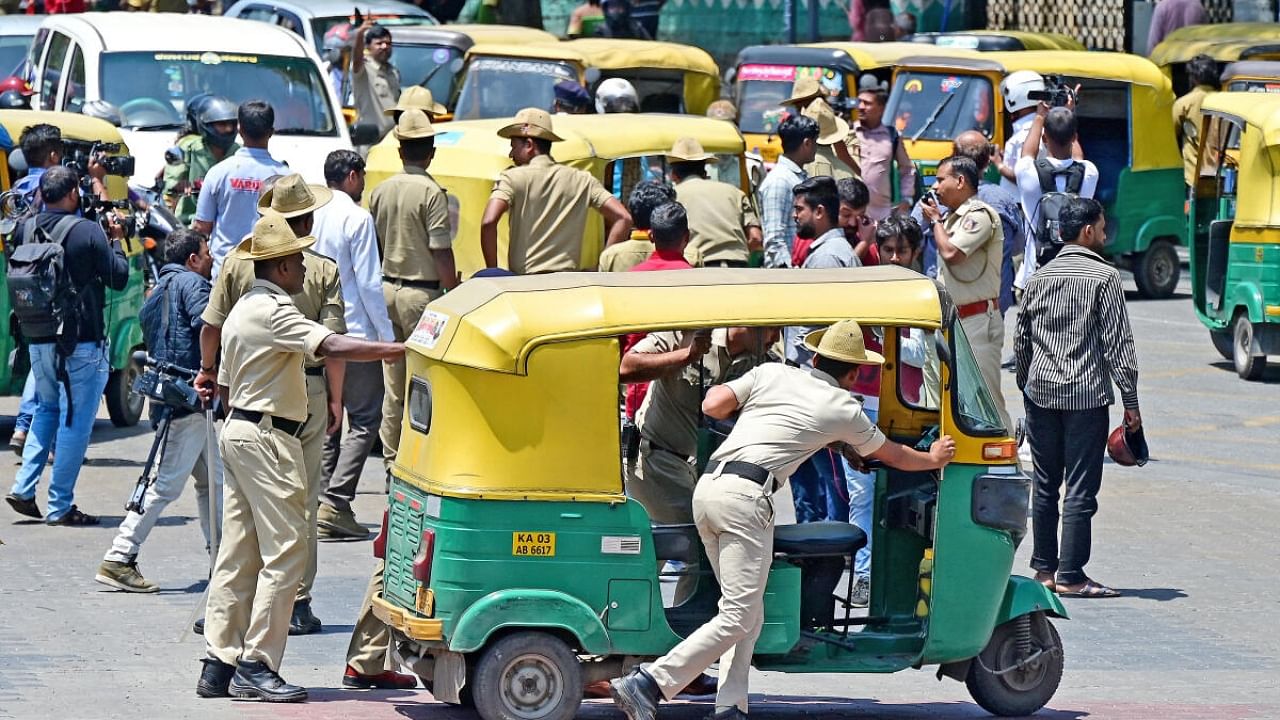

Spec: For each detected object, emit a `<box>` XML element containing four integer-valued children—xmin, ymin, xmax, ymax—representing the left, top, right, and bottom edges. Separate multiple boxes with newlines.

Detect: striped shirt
<box><xmin>756</xmin><ymin>155</ymin><xmax>807</xmax><ymax>268</ymax></box>
<box><xmin>1014</xmin><ymin>245</ymin><xmax>1139</xmax><ymax>411</ymax></box>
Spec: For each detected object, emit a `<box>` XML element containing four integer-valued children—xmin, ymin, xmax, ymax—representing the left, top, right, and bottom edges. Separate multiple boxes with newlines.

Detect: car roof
<box><xmin>412</xmin><ymin>266</ymin><xmax>942</xmax><ymax>372</ymax></box>
<box><xmin>226</xmin><ymin>0</ymin><xmax>430</xmax><ymax>19</ymax></box>
<box><xmin>41</xmin><ymin>12</ymin><xmax>313</xmax><ymax>56</ymax></box>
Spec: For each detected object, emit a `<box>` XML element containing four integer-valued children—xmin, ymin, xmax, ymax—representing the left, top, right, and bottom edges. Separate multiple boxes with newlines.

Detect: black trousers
<box><xmin>1025</xmin><ymin>399</ymin><xmax>1109</xmax><ymax>586</ymax></box>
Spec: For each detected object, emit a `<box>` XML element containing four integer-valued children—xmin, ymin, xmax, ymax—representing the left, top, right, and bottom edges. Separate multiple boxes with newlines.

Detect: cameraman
<box><xmin>95</xmin><ymin>229</ymin><xmax>223</xmax><ymax>592</ymax></box>
<box><xmin>4</xmin><ymin>166</ymin><xmax>128</xmax><ymax>526</ymax></box>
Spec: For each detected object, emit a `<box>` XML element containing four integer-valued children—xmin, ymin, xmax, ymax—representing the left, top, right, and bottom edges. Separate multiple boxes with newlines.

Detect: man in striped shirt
<box><xmin>1014</xmin><ymin>196</ymin><xmax>1141</xmax><ymax>599</ymax></box>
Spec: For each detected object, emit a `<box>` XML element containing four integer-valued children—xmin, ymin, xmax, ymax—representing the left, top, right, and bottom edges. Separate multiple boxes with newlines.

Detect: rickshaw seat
<box><xmin>651</xmin><ymin>523</ymin><xmax>700</xmax><ymax>563</ymax></box>
<box><xmin>774</xmin><ymin>521</ymin><xmax>867</xmax><ymax>556</ymax></box>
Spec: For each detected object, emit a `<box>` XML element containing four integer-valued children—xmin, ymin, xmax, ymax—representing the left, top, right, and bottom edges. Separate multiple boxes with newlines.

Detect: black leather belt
<box><xmin>304</xmin><ymin>366</ymin><xmax>324</xmax><ymax>377</ymax></box>
<box><xmin>709</xmin><ymin>460</ymin><xmax>773</xmax><ymax>486</ymax></box>
<box><xmin>230</xmin><ymin>408</ymin><xmax>306</xmax><ymax>437</ymax></box>
<box><xmin>385</xmin><ymin>276</ymin><xmax>440</xmax><ymax>290</ymax></box>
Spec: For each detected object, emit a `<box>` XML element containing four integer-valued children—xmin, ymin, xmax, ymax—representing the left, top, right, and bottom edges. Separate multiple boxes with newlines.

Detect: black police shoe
<box><xmin>229</xmin><ymin>660</ymin><xmax>308</xmax><ymax>703</ymax></box>
<box><xmin>609</xmin><ymin>668</ymin><xmax>660</xmax><ymax>720</ymax></box>
<box><xmin>196</xmin><ymin>657</ymin><xmax>236</xmax><ymax>698</ymax></box>
<box><xmin>289</xmin><ymin>599</ymin><xmax>323</xmax><ymax>636</ymax></box>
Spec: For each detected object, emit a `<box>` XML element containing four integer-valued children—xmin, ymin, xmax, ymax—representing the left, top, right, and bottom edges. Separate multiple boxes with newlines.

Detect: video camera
<box><xmin>63</xmin><ymin>138</ymin><xmax>136</xmax><ymax>179</ymax></box>
<box><xmin>130</xmin><ymin>351</ymin><xmax>202</xmax><ymax>414</ymax></box>
<box><xmin>1027</xmin><ymin>74</ymin><xmax>1077</xmax><ymax>108</ymax></box>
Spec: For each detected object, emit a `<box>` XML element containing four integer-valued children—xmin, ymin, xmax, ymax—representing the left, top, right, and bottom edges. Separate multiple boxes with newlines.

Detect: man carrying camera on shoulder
<box><xmin>95</xmin><ymin>228</ymin><xmax>224</xmax><ymax>592</ymax></box>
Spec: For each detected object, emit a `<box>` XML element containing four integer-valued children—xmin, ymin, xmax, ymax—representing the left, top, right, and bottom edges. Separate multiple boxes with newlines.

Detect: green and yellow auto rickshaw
<box><xmin>910</xmin><ymin>30</ymin><xmax>1086</xmax><ymax>52</ymax></box>
<box><xmin>886</xmin><ymin>50</ymin><xmax>1186</xmax><ymax>298</ymax></box>
<box><xmin>370</xmin><ymin>267</ymin><xmax>1068</xmax><ymax>720</ymax></box>
<box><xmin>1150</xmin><ymin>22</ymin><xmax>1280</xmax><ymax>96</ymax></box>
<box><xmin>1188</xmin><ymin>92</ymin><xmax>1280</xmax><ymax>379</ymax></box>
<box><xmin>0</xmin><ymin>109</ymin><xmax>147</xmax><ymax>425</ymax></box>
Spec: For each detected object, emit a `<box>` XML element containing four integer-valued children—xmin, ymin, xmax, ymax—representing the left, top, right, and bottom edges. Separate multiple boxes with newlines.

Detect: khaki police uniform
<box><xmin>599</xmin><ymin>231</ymin><xmax>655</xmax><ymax>272</ymax></box>
<box><xmin>204</xmin><ymin>278</ymin><xmax>335</xmax><ymax>672</ymax></box>
<box><xmin>936</xmin><ymin>196</ymin><xmax>1011</xmax><ymax>433</ymax></box>
<box><xmin>802</xmin><ymin>99</ymin><xmax>857</xmax><ymax>182</ymax></box>
<box><xmin>491</xmin><ymin>156</ymin><xmax>614</xmax><ymax>274</ymax></box>
<box><xmin>203</xmin><ymin>251</ymin><xmax>345</xmax><ymax>604</ymax></box>
<box><xmin>353</xmin><ymin>54</ymin><xmax>401</xmax><ymax>144</ymax></box>
<box><xmin>370</xmin><ymin>164</ymin><xmax>452</xmax><ymax>469</ymax></box>
<box><xmin>644</xmin><ymin>361</ymin><xmax>885</xmax><ymax>712</ymax></box>
<box><xmin>674</xmin><ymin>176</ymin><xmax>759</xmax><ymax>266</ymax></box>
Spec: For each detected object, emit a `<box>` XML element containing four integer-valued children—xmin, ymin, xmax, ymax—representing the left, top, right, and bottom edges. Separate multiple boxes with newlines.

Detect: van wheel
<box><xmin>1133</xmin><ymin>240</ymin><xmax>1180</xmax><ymax>299</ymax></box>
<box><xmin>472</xmin><ymin>632</ymin><xmax>582</xmax><ymax>720</ymax></box>
<box><xmin>1233</xmin><ymin>313</ymin><xmax>1268</xmax><ymax>381</ymax></box>
<box><xmin>105</xmin><ymin>362</ymin><xmax>144</xmax><ymax>427</ymax></box>
<box><xmin>1210</xmin><ymin>330</ymin><xmax>1234</xmax><ymax>361</ymax></box>
<box><xmin>966</xmin><ymin>614</ymin><xmax>1063</xmax><ymax>717</ymax></box>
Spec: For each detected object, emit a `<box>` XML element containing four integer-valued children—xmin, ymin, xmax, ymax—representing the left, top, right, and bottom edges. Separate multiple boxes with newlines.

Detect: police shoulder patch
<box><xmin>962</xmin><ymin>215</ymin><xmax>980</xmax><ymax>232</ymax></box>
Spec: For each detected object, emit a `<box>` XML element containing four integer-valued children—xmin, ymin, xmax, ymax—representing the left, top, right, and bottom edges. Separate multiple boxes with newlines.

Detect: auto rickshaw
<box><xmin>365</xmin><ymin>112</ymin><xmax>750</xmax><ymax>276</ymax></box>
<box><xmin>910</xmin><ymin>30</ymin><xmax>1085</xmax><ymax>52</ymax></box>
<box><xmin>1149</xmin><ymin>22</ymin><xmax>1280</xmax><ymax>96</ymax></box>
<box><xmin>886</xmin><ymin>50</ymin><xmax>1186</xmax><ymax>298</ymax></box>
<box><xmin>0</xmin><ymin>109</ymin><xmax>148</xmax><ymax>425</ymax></box>
<box><xmin>1187</xmin><ymin>92</ymin><xmax>1280</xmax><ymax>380</ymax></box>
<box><xmin>451</xmin><ymin>39</ymin><xmax>719</xmax><ymax>120</ymax></box>
<box><xmin>1219</xmin><ymin>60</ymin><xmax>1280</xmax><ymax>93</ymax></box>
<box><xmin>370</xmin><ymin>267</ymin><xmax>1067</xmax><ymax>720</ymax></box>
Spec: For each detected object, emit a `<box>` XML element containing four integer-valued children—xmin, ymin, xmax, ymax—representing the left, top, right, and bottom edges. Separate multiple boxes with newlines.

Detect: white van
<box><xmin>29</xmin><ymin>12</ymin><xmax>351</xmax><ymax>185</ymax></box>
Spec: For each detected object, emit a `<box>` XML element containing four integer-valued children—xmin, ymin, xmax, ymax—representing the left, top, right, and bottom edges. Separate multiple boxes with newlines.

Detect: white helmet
<box><xmin>595</xmin><ymin>77</ymin><xmax>639</xmax><ymax>114</ymax></box>
<box><xmin>1001</xmin><ymin>70</ymin><xmax>1045</xmax><ymax>113</ymax></box>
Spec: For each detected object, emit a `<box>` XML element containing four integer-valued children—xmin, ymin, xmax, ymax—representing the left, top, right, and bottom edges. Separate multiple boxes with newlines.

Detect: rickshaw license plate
<box><xmin>512</xmin><ymin>532</ymin><xmax>556</xmax><ymax>557</ymax></box>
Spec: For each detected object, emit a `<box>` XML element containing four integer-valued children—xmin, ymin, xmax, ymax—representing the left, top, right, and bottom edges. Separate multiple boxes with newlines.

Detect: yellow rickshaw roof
<box><xmin>411</xmin><ymin>267</ymin><xmax>942</xmax><ymax>373</ymax></box>
<box><xmin>896</xmin><ymin>50</ymin><xmax>1168</xmax><ymax>88</ymax></box>
<box><xmin>0</xmin><ymin>109</ymin><xmax>127</xmax><ymax>146</ymax></box>
<box><xmin>438</xmin><ymin>24</ymin><xmax>559</xmax><ymax>44</ymax></box>
<box><xmin>949</xmin><ymin>29</ymin><xmax>1085</xmax><ymax>51</ymax></box>
<box><xmin>1150</xmin><ymin>23</ymin><xmax>1280</xmax><ymax>66</ymax></box>
<box><xmin>804</xmin><ymin>41</ymin><xmax>981</xmax><ymax>70</ymax></box>
<box><xmin>559</xmin><ymin>38</ymin><xmax>719</xmax><ymax>77</ymax></box>
<box><xmin>1201</xmin><ymin>91</ymin><xmax>1280</xmax><ymax>147</ymax></box>
<box><xmin>465</xmin><ymin>42</ymin><xmax>590</xmax><ymax>63</ymax></box>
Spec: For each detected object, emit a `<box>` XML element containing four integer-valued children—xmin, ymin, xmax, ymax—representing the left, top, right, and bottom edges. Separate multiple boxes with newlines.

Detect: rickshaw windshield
<box><xmin>736</xmin><ymin>64</ymin><xmax>848</xmax><ymax>134</ymax></box>
<box><xmin>604</xmin><ymin>152</ymin><xmax>742</xmax><ymax>200</ymax></box>
<box><xmin>395</xmin><ymin>44</ymin><xmax>466</xmax><ymax>105</ymax></box>
<box><xmin>951</xmin><ymin>321</ymin><xmax>1005</xmax><ymax>435</ymax></box>
<box><xmin>454</xmin><ymin>57</ymin><xmax>577</xmax><ymax>119</ymax></box>
<box><xmin>886</xmin><ymin>71</ymin><xmax>994</xmax><ymax>140</ymax></box>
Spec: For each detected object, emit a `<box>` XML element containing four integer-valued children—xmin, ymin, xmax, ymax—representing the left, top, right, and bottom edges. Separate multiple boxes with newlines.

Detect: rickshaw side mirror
<box><xmin>934</xmin><ymin>329</ymin><xmax>952</xmax><ymax>367</ymax></box>
<box><xmin>723</xmin><ymin>66</ymin><xmax>737</xmax><ymax>87</ymax></box>
<box><xmin>450</xmin><ymin>57</ymin><xmax>465</xmax><ymax>74</ymax></box>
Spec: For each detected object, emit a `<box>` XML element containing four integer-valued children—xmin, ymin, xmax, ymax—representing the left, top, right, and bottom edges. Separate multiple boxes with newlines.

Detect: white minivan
<box><xmin>29</xmin><ymin>12</ymin><xmax>352</xmax><ymax>185</ymax></box>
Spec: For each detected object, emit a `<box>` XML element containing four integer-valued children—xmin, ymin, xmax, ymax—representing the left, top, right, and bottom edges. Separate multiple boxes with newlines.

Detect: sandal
<box><xmin>1033</xmin><ymin>571</ymin><xmax>1057</xmax><ymax>593</ymax></box>
<box><xmin>46</xmin><ymin>505</ymin><xmax>99</xmax><ymax>527</ymax></box>
<box><xmin>1056</xmin><ymin>579</ymin><xmax>1120</xmax><ymax>598</ymax></box>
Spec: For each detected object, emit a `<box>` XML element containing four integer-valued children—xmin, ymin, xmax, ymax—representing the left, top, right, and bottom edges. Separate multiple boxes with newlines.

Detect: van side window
<box><xmin>66</xmin><ymin>44</ymin><xmax>86</xmax><ymax>113</ymax></box>
<box><xmin>39</xmin><ymin>32</ymin><xmax>71</xmax><ymax>112</ymax></box>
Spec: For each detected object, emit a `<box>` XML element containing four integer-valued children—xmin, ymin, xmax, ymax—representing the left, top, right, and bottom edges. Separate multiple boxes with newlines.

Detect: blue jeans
<box><xmin>843</xmin><ymin>405</ymin><xmax>879</xmax><ymax>579</ymax></box>
<box><xmin>9</xmin><ymin>342</ymin><xmax>109</xmax><ymax>520</ymax></box>
<box><xmin>14</xmin><ymin>371</ymin><xmax>37</xmax><ymax>434</ymax></box>
<box><xmin>791</xmin><ymin>448</ymin><xmax>841</xmax><ymax>523</ymax></box>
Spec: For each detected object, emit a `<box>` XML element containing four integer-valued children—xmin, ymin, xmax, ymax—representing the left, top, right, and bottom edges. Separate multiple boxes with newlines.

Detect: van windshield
<box><xmin>736</xmin><ymin>64</ymin><xmax>848</xmax><ymax>134</ymax></box>
<box><xmin>453</xmin><ymin>57</ymin><xmax>577</xmax><ymax>119</ymax></box>
<box><xmin>99</xmin><ymin>51</ymin><xmax>337</xmax><ymax>135</ymax></box>
<box><xmin>394</xmin><ymin>44</ymin><xmax>466</xmax><ymax>107</ymax></box>
<box><xmin>886</xmin><ymin>71</ymin><xmax>994</xmax><ymax>141</ymax></box>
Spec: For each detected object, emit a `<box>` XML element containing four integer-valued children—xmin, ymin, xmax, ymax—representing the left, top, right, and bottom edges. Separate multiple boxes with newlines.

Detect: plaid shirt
<box><xmin>756</xmin><ymin>155</ymin><xmax>807</xmax><ymax>268</ymax></box>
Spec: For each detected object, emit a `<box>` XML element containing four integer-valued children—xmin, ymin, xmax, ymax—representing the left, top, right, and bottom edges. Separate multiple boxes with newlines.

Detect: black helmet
<box><xmin>0</xmin><ymin>89</ymin><xmax>29</xmax><ymax>110</ymax></box>
<box><xmin>197</xmin><ymin>96</ymin><xmax>239</xmax><ymax>151</ymax></box>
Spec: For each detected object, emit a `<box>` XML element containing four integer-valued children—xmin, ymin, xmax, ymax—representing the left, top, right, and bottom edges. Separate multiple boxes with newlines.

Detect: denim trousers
<box><xmin>790</xmin><ymin>449</ymin><xmax>841</xmax><ymax>523</ymax></box>
<box><xmin>15</xmin><ymin>371</ymin><xmax>37</xmax><ymax>434</ymax></box>
<box><xmin>843</xmin><ymin>403</ymin><xmax>878</xmax><ymax>579</ymax></box>
<box><xmin>10</xmin><ymin>342</ymin><xmax>110</xmax><ymax>520</ymax></box>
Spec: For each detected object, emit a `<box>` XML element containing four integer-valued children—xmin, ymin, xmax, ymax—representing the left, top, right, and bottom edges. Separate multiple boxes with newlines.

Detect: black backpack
<box><xmin>8</xmin><ymin>214</ymin><xmax>83</xmax><ymax>342</ymax></box>
<box><xmin>1030</xmin><ymin>159</ymin><xmax>1086</xmax><ymax>265</ymax></box>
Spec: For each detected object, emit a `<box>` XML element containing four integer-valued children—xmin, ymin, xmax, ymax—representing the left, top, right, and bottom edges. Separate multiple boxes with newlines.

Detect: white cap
<box><xmin>595</xmin><ymin>77</ymin><xmax>639</xmax><ymax>114</ymax></box>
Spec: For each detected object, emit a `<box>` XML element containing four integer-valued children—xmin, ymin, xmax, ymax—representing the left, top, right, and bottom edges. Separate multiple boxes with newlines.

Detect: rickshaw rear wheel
<box><xmin>472</xmin><ymin>631</ymin><xmax>583</xmax><ymax>720</ymax></box>
<box><xmin>1233</xmin><ymin>313</ymin><xmax>1268</xmax><ymax>381</ymax></box>
<box><xmin>1210</xmin><ymin>330</ymin><xmax>1234</xmax><ymax>361</ymax></box>
<box><xmin>1133</xmin><ymin>240</ymin><xmax>1180</xmax><ymax>299</ymax></box>
<box><xmin>965</xmin><ymin>613</ymin><xmax>1063</xmax><ymax>717</ymax></box>
<box><xmin>105</xmin><ymin>363</ymin><xmax>145</xmax><ymax>427</ymax></box>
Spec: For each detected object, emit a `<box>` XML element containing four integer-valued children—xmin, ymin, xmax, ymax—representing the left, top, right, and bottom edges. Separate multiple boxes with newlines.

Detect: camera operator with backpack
<box><xmin>4</xmin><ymin>165</ymin><xmax>129</xmax><ymax>526</ymax></box>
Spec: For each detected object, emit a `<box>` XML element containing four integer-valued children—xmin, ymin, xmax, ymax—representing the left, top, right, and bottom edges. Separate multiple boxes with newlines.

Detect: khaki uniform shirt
<box><xmin>599</xmin><ymin>231</ymin><xmax>654</xmax><ymax>272</ymax></box>
<box><xmin>353</xmin><ymin>54</ymin><xmax>401</xmax><ymax>138</ymax></box>
<box><xmin>712</xmin><ymin>363</ymin><xmax>885</xmax><ymax>483</ymax></box>
<box><xmin>202</xmin><ymin>251</ymin><xmax>347</xmax><ymax>368</ymax></box>
<box><xmin>633</xmin><ymin>329</ymin><xmax>766</xmax><ymax>458</ymax></box>
<box><xmin>491</xmin><ymin>155</ymin><xmax>613</xmax><ymax>274</ymax></box>
<box><xmin>674</xmin><ymin>176</ymin><xmax>759</xmax><ymax>264</ymax></box>
<box><xmin>804</xmin><ymin>144</ymin><xmax>856</xmax><ymax>182</ymax></box>
<box><xmin>1173</xmin><ymin>84</ymin><xmax>1213</xmax><ymax>186</ymax></box>
<box><xmin>216</xmin><ymin>280</ymin><xmax>335</xmax><ymax>423</ymax></box>
<box><xmin>371</xmin><ymin>166</ymin><xmax>453</xmax><ymax>282</ymax></box>
<box><xmin>937</xmin><ymin>196</ymin><xmax>1002</xmax><ymax>306</ymax></box>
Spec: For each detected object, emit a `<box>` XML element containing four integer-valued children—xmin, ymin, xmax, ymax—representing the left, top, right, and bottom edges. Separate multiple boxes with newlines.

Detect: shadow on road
<box><xmin>1113</xmin><ymin>587</ymin><xmax>1188</xmax><ymax>602</ymax></box>
<box><xmin>1207</xmin><ymin>360</ymin><xmax>1280</xmax><ymax>383</ymax></box>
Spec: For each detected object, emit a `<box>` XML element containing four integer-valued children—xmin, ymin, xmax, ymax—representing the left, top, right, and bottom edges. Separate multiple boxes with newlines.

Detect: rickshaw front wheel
<box><xmin>472</xmin><ymin>631</ymin><xmax>583</xmax><ymax>720</ymax></box>
<box><xmin>965</xmin><ymin>613</ymin><xmax>1063</xmax><ymax>717</ymax></box>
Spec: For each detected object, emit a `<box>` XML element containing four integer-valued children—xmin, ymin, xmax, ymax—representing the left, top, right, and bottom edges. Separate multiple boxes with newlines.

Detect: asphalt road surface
<box><xmin>2</xmin><ymin>272</ymin><xmax>1277</xmax><ymax>720</ymax></box>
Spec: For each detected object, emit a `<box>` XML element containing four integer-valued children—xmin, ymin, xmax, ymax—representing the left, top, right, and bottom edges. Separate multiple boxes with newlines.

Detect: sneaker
<box><xmin>850</xmin><ymin>576</ymin><xmax>869</xmax><ymax>608</ymax></box>
<box><xmin>196</xmin><ymin>658</ymin><xmax>236</xmax><ymax>698</ymax></box>
<box><xmin>229</xmin><ymin>660</ymin><xmax>308</xmax><ymax>703</ymax></box>
<box><xmin>46</xmin><ymin>505</ymin><xmax>98</xmax><ymax>526</ymax></box>
<box><xmin>192</xmin><ymin>617</ymin><xmax>205</xmax><ymax>635</ymax></box>
<box><xmin>341</xmin><ymin>665</ymin><xmax>418</xmax><ymax>689</ymax></box>
<box><xmin>288</xmin><ymin>599</ymin><xmax>322</xmax><ymax>635</ymax></box>
<box><xmin>609</xmin><ymin>668</ymin><xmax>660</xmax><ymax>720</ymax></box>
<box><xmin>5</xmin><ymin>493</ymin><xmax>42</xmax><ymax>519</ymax></box>
<box><xmin>9</xmin><ymin>430</ymin><xmax>26</xmax><ymax>457</ymax></box>
<box><xmin>95</xmin><ymin>560</ymin><xmax>159</xmax><ymax>593</ymax></box>
<box><xmin>317</xmin><ymin>504</ymin><xmax>369</xmax><ymax>540</ymax></box>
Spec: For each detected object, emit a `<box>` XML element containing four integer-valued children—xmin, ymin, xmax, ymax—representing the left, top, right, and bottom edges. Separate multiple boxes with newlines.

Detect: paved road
<box><xmin>1</xmin><ymin>273</ymin><xmax>1278</xmax><ymax>720</ymax></box>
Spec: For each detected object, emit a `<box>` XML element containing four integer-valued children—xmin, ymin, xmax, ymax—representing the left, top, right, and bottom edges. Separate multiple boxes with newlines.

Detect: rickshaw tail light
<box><xmin>982</xmin><ymin>441</ymin><xmax>1016</xmax><ymax>460</ymax></box>
<box><xmin>413</xmin><ymin>529</ymin><xmax>436</xmax><ymax>585</ymax></box>
<box><xmin>372</xmin><ymin>509</ymin><xmax>389</xmax><ymax>560</ymax></box>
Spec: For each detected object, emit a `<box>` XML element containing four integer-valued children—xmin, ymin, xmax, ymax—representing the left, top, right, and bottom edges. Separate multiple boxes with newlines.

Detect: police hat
<box><xmin>497</xmin><ymin>107</ymin><xmax>563</xmax><ymax>142</ymax></box>
<box><xmin>232</xmin><ymin>210</ymin><xmax>316</xmax><ymax>261</ymax></box>
<box><xmin>804</xmin><ymin>320</ymin><xmax>885</xmax><ymax>365</ymax></box>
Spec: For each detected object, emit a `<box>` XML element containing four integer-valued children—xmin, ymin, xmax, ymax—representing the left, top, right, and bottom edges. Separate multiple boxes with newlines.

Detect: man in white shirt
<box><xmin>993</xmin><ymin>71</ymin><xmax>1047</xmax><ymax>195</ymax></box>
<box><xmin>310</xmin><ymin>149</ymin><xmax>396</xmax><ymax>533</ymax></box>
<box><xmin>1014</xmin><ymin>105</ymin><xmax>1098</xmax><ymax>288</ymax></box>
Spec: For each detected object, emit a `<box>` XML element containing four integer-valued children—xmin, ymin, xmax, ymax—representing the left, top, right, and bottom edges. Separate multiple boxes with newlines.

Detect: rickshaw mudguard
<box><xmin>1132</xmin><ymin>211</ymin><xmax>1186</xmax><ymax>255</ymax></box>
<box><xmin>994</xmin><ymin>575</ymin><xmax>1068</xmax><ymax>626</ymax></box>
<box><xmin>1228</xmin><ymin>282</ymin><xmax>1268</xmax><ymax>324</ymax></box>
<box><xmin>447</xmin><ymin>588</ymin><xmax>612</xmax><ymax>654</ymax></box>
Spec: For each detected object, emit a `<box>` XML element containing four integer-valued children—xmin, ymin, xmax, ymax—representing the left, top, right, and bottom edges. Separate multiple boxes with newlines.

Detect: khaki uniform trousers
<box><xmin>960</xmin><ymin>308</ymin><xmax>1013</xmax><ymax>434</ymax></box>
<box><xmin>346</xmin><ymin>560</ymin><xmax>393</xmax><ymax>674</ymax></box>
<box><xmin>296</xmin><ymin>374</ymin><xmax>328</xmax><ymax>603</ymax></box>
<box><xmin>380</xmin><ymin>282</ymin><xmax>441</xmax><ymax>469</ymax></box>
<box><xmin>646</xmin><ymin>472</ymin><xmax>775</xmax><ymax>713</ymax></box>
<box><xmin>204</xmin><ymin>416</ymin><xmax>308</xmax><ymax>671</ymax></box>
<box><xmin>630</xmin><ymin>440</ymin><xmax>700</xmax><ymax>604</ymax></box>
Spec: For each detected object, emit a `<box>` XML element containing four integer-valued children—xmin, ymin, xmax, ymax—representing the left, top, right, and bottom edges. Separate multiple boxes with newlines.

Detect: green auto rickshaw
<box><xmin>370</xmin><ymin>268</ymin><xmax>1067</xmax><ymax>720</ymax></box>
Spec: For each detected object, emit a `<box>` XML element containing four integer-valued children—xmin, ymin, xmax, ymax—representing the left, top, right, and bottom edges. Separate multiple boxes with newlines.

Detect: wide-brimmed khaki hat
<box><xmin>385</xmin><ymin>85</ymin><xmax>446</xmax><ymax>117</ymax></box>
<box><xmin>784</xmin><ymin>74</ymin><xmax>823</xmax><ymax>106</ymax></box>
<box><xmin>803</xmin><ymin>320</ymin><xmax>885</xmax><ymax>365</ymax></box>
<box><xmin>666</xmin><ymin>136</ymin><xmax>715</xmax><ymax>162</ymax></box>
<box><xmin>803</xmin><ymin>100</ymin><xmax>850</xmax><ymax>146</ymax></box>
<box><xmin>705</xmin><ymin>99</ymin><xmax>737</xmax><ymax>122</ymax></box>
<box><xmin>394</xmin><ymin>108</ymin><xmax>438</xmax><ymax>140</ymax></box>
<box><xmin>497</xmin><ymin>107</ymin><xmax>563</xmax><ymax>142</ymax></box>
<box><xmin>256</xmin><ymin>173</ymin><xmax>333</xmax><ymax>218</ymax></box>
<box><xmin>232</xmin><ymin>210</ymin><xmax>316</xmax><ymax>262</ymax></box>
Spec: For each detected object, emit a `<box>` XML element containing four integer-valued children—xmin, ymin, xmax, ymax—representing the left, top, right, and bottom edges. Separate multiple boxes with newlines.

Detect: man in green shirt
<box><xmin>163</xmin><ymin>96</ymin><xmax>240</xmax><ymax>224</ymax></box>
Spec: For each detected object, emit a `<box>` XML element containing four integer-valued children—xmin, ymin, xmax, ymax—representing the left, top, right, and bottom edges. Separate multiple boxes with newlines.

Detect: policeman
<box><xmin>385</xmin><ymin>85</ymin><xmax>446</xmax><ymax>122</ymax></box>
<box><xmin>783</xmin><ymin>76</ymin><xmax>860</xmax><ymax>176</ymax></box>
<box><xmin>194</xmin><ymin>212</ymin><xmax>403</xmax><ymax>703</ymax></box>
<box><xmin>610</xmin><ymin>319</ymin><xmax>955</xmax><ymax>720</ymax></box>
<box><xmin>480</xmin><ymin>107</ymin><xmax>632</xmax><ymax>273</ymax></box>
<box><xmin>802</xmin><ymin>101</ymin><xmax>860</xmax><ymax>180</ymax></box>
<box><xmin>163</xmin><ymin>95</ymin><xmax>240</xmax><ymax>224</ymax></box>
<box><xmin>372</xmin><ymin>109</ymin><xmax>458</xmax><ymax>476</ymax></box>
<box><xmin>351</xmin><ymin>19</ymin><xmax>401</xmax><ymax>149</ymax></box>
<box><xmin>919</xmin><ymin>154</ymin><xmax>1011</xmax><ymax>433</ymax></box>
<box><xmin>666</xmin><ymin>137</ymin><xmax>761</xmax><ymax>267</ymax></box>
<box><xmin>195</xmin><ymin>174</ymin><xmax>345</xmax><ymax>637</ymax></box>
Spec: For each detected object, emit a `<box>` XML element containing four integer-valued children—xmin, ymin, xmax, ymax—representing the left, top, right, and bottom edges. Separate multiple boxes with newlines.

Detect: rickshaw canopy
<box><xmin>1199</xmin><ymin>92</ymin><xmax>1280</xmax><ymax>229</ymax></box>
<box><xmin>0</xmin><ymin>109</ymin><xmax>131</xmax><ymax>200</ymax></box>
<box><xmin>1150</xmin><ymin>22</ymin><xmax>1280</xmax><ymax>67</ymax></box>
<box><xmin>1220</xmin><ymin>60</ymin><xmax>1280</xmax><ymax>89</ymax></box>
<box><xmin>910</xmin><ymin>30</ymin><xmax>1085</xmax><ymax>52</ymax></box>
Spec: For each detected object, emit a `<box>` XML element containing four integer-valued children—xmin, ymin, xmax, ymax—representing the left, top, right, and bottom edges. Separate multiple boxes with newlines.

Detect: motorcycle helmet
<box><xmin>595</xmin><ymin>77</ymin><xmax>639</xmax><ymax>114</ymax></box>
<box><xmin>81</xmin><ymin>99</ymin><xmax>124</xmax><ymax>126</ymax></box>
<box><xmin>0</xmin><ymin>75</ymin><xmax>34</xmax><ymax>96</ymax></box>
<box><xmin>184</xmin><ymin>93</ymin><xmax>213</xmax><ymax>136</ymax></box>
<box><xmin>1000</xmin><ymin>70</ymin><xmax>1045</xmax><ymax>114</ymax></box>
<box><xmin>0</xmin><ymin>89</ymin><xmax>29</xmax><ymax>110</ymax></box>
<box><xmin>323</xmin><ymin>23</ymin><xmax>354</xmax><ymax>64</ymax></box>
<box><xmin>197</xmin><ymin>96</ymin><xmax>240</xmax><ymax>151</ymax></box>
<box><xmin>1106</xmin><ymin>425</ymin><xmax>1149</xmax><ymax>467</ymax></box>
